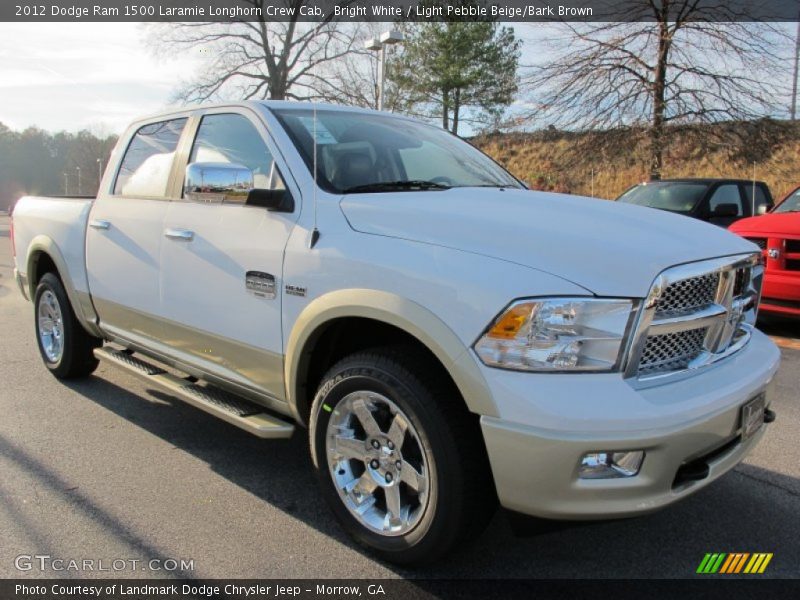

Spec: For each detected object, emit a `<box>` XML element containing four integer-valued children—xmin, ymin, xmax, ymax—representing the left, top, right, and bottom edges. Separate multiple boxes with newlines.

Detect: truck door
<box><xmin>86</xmin><ymin>116</ymin><xmax>189</xmax><ymax>344</ymax></box>
<box><xmin>159</xmin><ymin>110</ymin><xmax>299</xmax><ymax>401</ymax></box>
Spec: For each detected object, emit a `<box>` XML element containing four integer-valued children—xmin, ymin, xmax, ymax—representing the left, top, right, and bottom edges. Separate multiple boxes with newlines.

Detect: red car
<box><xmin>729</xmin><ymin>186</ymin><xmax>800</xmax><ymax>317</ymax></box>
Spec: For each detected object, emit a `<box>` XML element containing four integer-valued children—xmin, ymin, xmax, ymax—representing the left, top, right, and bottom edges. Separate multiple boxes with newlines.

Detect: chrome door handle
<box><xmin>164</xmin><ymin>228</ymin><xmax>194</xmax><ymax>241</ymax></box>
<box><xmin>89</xmin><ymin>219</ymin><xmax>110</xmax><ymax>230</ymax></box>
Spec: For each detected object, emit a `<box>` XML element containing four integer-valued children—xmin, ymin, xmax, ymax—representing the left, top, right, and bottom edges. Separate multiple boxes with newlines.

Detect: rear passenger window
<box><xmin>114</xmin><ymin>118</ymin><xmax>187</xmax><ymax>197</ymax></box>
<box><xmin>708</xmin><ymin>184</ymin><xmax>743</xmax><ymax>216</ymax></box>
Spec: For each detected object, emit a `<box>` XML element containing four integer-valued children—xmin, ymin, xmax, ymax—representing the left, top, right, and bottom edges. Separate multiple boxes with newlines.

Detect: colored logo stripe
<box><xmin>720</xmin><ymin>553</ymin><xmax>749</xmax><ymax>573</ymax></box>
<box><xmin>697</xmin><ymin>553</ymin><xmax>773</xmax><ymax>574</ymax></box>
<box><xmin>744</xmin><ymin>553</ymin><xmax>773</xmax><ymax>574</ymax></box>
<box><xmin>697</xmin><ymin>553</ymin><xmax>726</xmax><ymax>573</ymax></box>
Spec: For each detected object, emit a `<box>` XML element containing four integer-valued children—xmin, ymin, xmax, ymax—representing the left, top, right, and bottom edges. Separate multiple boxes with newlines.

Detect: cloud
<box><xmin>0</xmin><ymin>22</ymin><xmax>200</xmax><ymax>133</ymax></box>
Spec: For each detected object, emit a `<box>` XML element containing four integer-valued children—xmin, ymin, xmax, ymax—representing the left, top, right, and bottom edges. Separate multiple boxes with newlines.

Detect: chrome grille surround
<box><xmin>625</xmin><ymin>253</ymin><xmax>762</xmax><ymax>385</ymax></box>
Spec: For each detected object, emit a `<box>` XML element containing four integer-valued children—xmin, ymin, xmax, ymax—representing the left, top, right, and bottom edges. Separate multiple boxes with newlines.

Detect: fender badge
<box><xmin>285</xmin><ymin>284</ymin><xmax>307</xmax><ymax>297</ymax></box>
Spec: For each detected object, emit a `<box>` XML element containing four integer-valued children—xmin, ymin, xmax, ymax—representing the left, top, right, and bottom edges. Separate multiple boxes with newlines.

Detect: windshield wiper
<box><xmin>341</xmin><ymin>180</ymin><xmax>450</xmax><ymax>194</ymax></box>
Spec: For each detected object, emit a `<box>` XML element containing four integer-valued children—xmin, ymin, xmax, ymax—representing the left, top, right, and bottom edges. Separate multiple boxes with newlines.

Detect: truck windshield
<box><xmin>271</xmin><ymin>108</ymin><xmax>521</xmax><ymax>194</ymax></box>
<box><xmin>617</xmin><ymin>182</ymin><xmax>707</xmax><ymax>213</ymax></box>
<box><xmin>774</xmin><ymin>189</ymin><xmax>800</xmax><ymax>213</ymax></box>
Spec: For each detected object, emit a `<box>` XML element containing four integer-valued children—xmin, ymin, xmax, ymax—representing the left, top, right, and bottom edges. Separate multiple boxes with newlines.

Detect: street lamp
<box><xmin>365</xmin><ymin>29</ymin><xmax>404</xmax><ymax>111</ymax></box>
<box><xmin>97</xmin><ymin>158</ymin><xmax>103</xmax><ymax>190</ymax></box>
<box><xmin>63</xmin><ymin>172</ymin><xmax>68</xmax><ymax>196</ymax></box>
<box><xmin>76</xmin><ymin>166</ymin><xmax>81</xmax><ymax>196</ymax></box>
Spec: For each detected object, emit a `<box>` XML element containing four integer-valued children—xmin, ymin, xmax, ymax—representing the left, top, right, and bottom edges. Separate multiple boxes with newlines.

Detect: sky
<box><xmin>0</xmin><ymin>22</ymin><xmax>557</xmax><ymax>135</ymax></box>
<box><xmin>0</xmin><ymin>23</ymin><xmax>202</xmax><ymax>134</ymax></box>
<box><xmin>0</xmin><ymin>22</ymin><xmax>793</xmax><ymax>135</ymax></box>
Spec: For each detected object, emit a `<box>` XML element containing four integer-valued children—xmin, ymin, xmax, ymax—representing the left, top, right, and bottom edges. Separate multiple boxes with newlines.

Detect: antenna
<box><xmin>309</xmin><ymin>103</ymin><xmax>320</xmax><ymax>248</ymax></box>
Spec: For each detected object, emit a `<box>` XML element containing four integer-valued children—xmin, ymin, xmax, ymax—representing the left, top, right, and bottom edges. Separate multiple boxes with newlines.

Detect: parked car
<box><xmin>617</xmin><ymin>178</ymin><xmax>774</xmax><ymax>226</ymax></box>
<box><xmin>729</xmin><ymin>186</ymin><xmax>800</xmax><ymax>317</ymax></box>
<box><xmin>10</xmin><ymin>102</ymin><xmax>779</xmax><ymax>564</ymax></box>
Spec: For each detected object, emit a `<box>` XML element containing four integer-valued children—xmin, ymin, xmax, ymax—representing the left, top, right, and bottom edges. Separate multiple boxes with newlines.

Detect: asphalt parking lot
<box><xmin>0</xmin><ymin>214</ymin><xmax>798</xmax><ymax>579</ymax></box>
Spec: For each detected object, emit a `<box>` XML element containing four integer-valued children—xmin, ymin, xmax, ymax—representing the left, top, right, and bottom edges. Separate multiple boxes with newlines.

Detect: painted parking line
<box><xmin>769</xmin><ymin>336</ymin><xmax>800</xmax><ymax>351</ymax></box>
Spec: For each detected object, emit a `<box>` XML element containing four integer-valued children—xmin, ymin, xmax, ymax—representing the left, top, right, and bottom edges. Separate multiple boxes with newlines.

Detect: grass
<box><xmin>473</xmin><ymin>120</ymin><xmax>800</xmax><ymax>201</ymax></box>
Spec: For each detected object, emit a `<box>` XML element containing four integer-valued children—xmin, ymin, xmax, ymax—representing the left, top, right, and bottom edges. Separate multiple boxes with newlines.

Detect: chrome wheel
<box><xmin>37</xmin><ymin>289</ymin><xmax>64</xmax><ymax>363</ymax></box>
<box><xmin>326</xmin><ymin>391</ymin><xmax>432</xmax><ymax>536</ymax></box>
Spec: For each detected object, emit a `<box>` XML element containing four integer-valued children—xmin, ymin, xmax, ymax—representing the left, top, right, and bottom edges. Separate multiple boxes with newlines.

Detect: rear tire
<box><xmin>34</xmin><ymin>272</ymin><xmax>101</xmax><ymax>379</ymax></box>
<box><xmin>309</xmin><ymin>348</ymin><xmax>497</xmax><ymax>565</ymax></box>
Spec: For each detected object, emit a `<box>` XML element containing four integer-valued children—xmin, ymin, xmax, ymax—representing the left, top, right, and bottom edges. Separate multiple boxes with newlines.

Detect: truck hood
<box><xmin>729</xmin><ymin>212</ymin><xmax>800</xmax><ymax>235</ymax></box>
<box><xmin>340</xmin><ymin>188</ymin><xmax>758</xmax><ymax>297</ymax></box>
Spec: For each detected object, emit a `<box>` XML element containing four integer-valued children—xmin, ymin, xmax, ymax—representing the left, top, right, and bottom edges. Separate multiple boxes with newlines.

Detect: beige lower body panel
<box><xmin>481</xmin><ymin>393</ymin><xmax>770</xmax><ymax>520</ymax></box>
<box><xmin>94</xmin><ymin>298</ymin><xmax>289</xmax><ymax>417</ymax></box>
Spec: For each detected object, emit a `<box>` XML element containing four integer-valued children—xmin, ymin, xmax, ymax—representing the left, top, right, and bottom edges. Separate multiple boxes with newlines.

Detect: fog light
<box><xmin>579</xmin><ymin>451</ymin><xmax>644</xmax><ymax>479</ymax></box>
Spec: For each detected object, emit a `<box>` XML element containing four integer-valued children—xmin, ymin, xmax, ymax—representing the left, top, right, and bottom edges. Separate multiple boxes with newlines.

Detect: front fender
<box><xmin>284</xmin><ymin>288</ymin><xmax>498</xmax><ymax>423</ymax></box>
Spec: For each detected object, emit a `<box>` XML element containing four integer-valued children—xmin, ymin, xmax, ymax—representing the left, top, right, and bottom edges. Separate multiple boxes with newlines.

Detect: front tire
<box><xmin>34</xmin><ymin>272</ymin><xmax>101</xmax><ymax>379</ymax></box>
<box><xmin>309</xmin><ymin>348</ymin><xmax>496</xmax><ymax>565</ymax></box>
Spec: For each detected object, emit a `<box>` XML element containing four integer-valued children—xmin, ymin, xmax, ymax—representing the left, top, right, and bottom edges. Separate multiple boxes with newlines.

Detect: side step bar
<box><xmin>94</xmin><ymin>347</ymin><xmax>295</xmax><ymax>439</ymax></box>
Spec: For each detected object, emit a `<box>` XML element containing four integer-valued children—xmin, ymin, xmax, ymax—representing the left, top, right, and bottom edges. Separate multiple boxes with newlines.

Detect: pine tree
<box><xmin>393</xmin><ymin>20</ymin><xmax>520</xmax><ymax>135</ymax></box>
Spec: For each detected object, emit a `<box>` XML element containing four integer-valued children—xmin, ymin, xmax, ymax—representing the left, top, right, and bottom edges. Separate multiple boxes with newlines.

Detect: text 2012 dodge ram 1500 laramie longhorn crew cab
<box><xmin>11</xmin><ymin>102</ymin><xmax>780</xmax><ymax>564</ymax></box>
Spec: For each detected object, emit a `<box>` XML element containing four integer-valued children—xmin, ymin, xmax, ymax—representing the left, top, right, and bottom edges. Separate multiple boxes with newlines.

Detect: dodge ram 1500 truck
<box><xmin>11</xmin><ymin>102</ymin><xmax>780</xmax><ymax>564</ymax></box>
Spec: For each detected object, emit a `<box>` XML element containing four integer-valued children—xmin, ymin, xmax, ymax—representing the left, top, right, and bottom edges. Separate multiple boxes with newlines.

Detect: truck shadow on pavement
<box><xmin>0</xmin><ymin>432</ymin><xmax>197</xmax><ymax>579</ymax></box>
<box><xmin>55</xmin><ymin>375</ymin><xmax>800</xmax><ymax>579</ymax></box>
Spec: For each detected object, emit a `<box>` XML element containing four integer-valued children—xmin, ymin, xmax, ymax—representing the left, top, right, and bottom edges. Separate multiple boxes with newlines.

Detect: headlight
<box><xmin>474</xmin><ymin>298</ymin><xmax>635</xmax><ymax>372</ymax></box>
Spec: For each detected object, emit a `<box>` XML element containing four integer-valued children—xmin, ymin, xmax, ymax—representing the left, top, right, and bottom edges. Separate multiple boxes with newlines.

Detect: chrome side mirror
<box><xmin>184</xmin><ymin>162</ymin><xmax>253</xmax><ymax>204</ymax></box>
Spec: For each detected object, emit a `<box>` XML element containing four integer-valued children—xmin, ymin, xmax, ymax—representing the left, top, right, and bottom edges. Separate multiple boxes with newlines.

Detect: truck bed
<box><xmin>11</xmin><ymin>195</ymin><xmax>95</xmax><ymax>302</ymax></box>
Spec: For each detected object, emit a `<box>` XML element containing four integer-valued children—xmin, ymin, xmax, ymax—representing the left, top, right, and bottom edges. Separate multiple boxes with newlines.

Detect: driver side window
<box><xmin>188</xmin><ymin>114</ymin><xmax>285</xmax><ymax>204</ymax></box>
<box><xmin>708</xmin><ymin>184</ymin><xmax>743</xmax><ymax>216</ymax></box>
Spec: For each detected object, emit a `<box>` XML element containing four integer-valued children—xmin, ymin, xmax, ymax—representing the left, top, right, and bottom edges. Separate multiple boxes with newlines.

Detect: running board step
<box><xmin>94</xmin><ymin>347</ymin><xmax>295</xmax><ymax>439</ymax></box>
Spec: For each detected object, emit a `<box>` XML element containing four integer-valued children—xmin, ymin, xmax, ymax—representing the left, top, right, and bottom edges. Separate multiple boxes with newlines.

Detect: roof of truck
<box><xmin>128</xmin><ymin>100</ymin><xmax>393</xmax><ymax>127</ymax></box>
<box><xmin>641</xmin><ymin>178</ymin><xmax>769</xmax><ymax>186</ymax></box>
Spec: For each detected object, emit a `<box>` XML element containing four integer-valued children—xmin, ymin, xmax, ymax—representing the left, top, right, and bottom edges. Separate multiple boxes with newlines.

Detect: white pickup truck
<box><xmin>11</xmin><ymin>101</ymin><xmax>780</xmax><ymax>564</ymax></box>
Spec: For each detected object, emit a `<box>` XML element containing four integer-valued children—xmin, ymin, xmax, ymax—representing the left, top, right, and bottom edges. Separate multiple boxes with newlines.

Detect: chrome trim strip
<box><xmin>647</xmin><ymin>303</ymin><xmax>728</xmax><ymax>335</ymax></box>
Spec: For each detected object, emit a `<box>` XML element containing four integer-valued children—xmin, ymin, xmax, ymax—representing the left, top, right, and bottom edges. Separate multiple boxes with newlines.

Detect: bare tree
<box><xmin>523</xmin><ymin>1</ymin><xmax>790</xmax><ymax>179</ymax></box>
<box><xmin>148</xmin><ymin>1</ymin><xmax>363</xmax><ymax>102</ymax></box>
<box><xmin>309</xmin><ymin>22</ymin><xmax>402</xmax><ymax>110</ymax></box>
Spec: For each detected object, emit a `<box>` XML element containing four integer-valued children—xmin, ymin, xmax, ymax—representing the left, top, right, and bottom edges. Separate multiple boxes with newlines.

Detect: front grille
<box><xmin>786</xmin><ymin>239</ymin><xmax>800</xmax><ymax>254</ymax></box>
<box><xmin>630</xmin><ymin>255</ymin><xmax>759</xmax><ymax>381</ymax></box>
<box><xmin>638</xmin><ymin>327</ymin><xmax>708</xmax><ymax>376</ymax></box>
<box><xmin>746</xmin><ymin>237</ymin><xmax>767</xmax><ymax>250</ymax></box>
<box><xmin>786</xmin><ymin>259</ymin><xmax>800</xmax><ymax>272</ymax></box>
<box><xmin>656</xmin><ymin>273</ymin><xmax>719</xmax><ymax>316</ymax></box>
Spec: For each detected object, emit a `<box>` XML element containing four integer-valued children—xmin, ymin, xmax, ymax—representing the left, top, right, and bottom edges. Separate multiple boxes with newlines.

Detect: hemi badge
<box><xmin>285</xmin><ymin>284</ymin><xmax>307</xmax><ymax>297</ymax></box>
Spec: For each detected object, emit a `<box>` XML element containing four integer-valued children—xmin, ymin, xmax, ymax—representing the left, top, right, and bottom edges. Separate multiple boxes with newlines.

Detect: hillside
<box><xmin>474</xmin><ymin>120</ymin><xmax>800</xmax><ymax>201</ymax></box>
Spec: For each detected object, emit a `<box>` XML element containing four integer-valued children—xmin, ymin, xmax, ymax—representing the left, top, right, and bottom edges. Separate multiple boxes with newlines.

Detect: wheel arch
<box><xmin>25</xmin><ymin>236</ymin><xmax>101</xmax><ymax>337</ymax></box>
<box><xmin>284</xmin><ymin>289</ymin><xmax>498</xmax><ymax>426</ymax></box>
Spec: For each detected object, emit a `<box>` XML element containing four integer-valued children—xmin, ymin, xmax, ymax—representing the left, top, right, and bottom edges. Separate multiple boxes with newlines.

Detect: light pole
<box><xmin>63</xmin><ymin>172</ymin><xmax>68</xmax><ymax>196</ymax></box>
<box><xmin>97</xmin><ymin>158</ymin><xmax>103</xmax><ymax>190</ymax></box>
<box><xmin>365</xmin><ymin>30</ymin><xmax>404</xmax><ymax>111</ymax></box>
<box><xmin>76</xmin><ymin>166</ymin><xmax>81</xmax><ymax>196</ymax></box>
<box><xmin>792</xmin><ymin>17</ymin><xmax>800</xmax><ymax>120</ymax></box>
